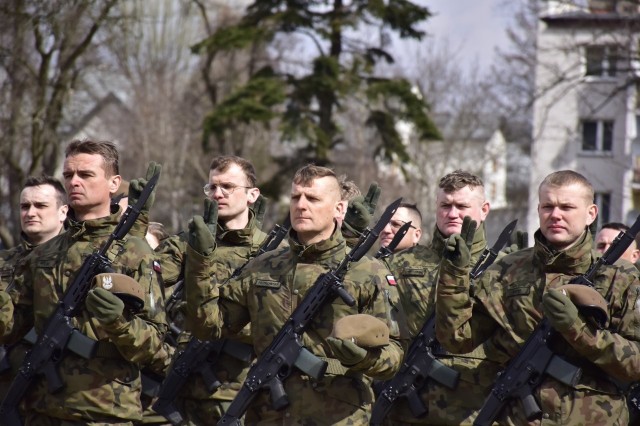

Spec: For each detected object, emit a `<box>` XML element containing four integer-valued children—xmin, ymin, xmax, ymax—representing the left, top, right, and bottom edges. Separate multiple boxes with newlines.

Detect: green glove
<box><xmin>203</xmin><ymin>198</ymin><xmax>218</xmax><ymax>237</ymax></box>
<box><xmin>129</xmin><ymin>161</ymin><xmax>162</xmax><ymax>214</ymax></box>
<box><xmin>252</xmin><ymin>194</ymin><xmax>267</xmax><ymax>228</ymax></box>
<box><xmin>542</xmin><ymin>288</ymin><xmax>579</xmax><ymax>332</ymax></box>
<box><xmin>502</xmin><ymin>230</ymin><xmax>529</xmax><ymax>255</ymax></box>
<box><xmin>443</xmin><ymin>216</ymin><xmax>476</xmax><ymax>268</ymax></box>
<box><xmin>188</xmin><ymin>215</ymin><xmax>216</xmax><ymax>256</ymax></box>
<box><xmin>362</xmin><ymin>182</ymin><xmax>381</xmax><ymax>215</ymax></box>
<box><xmin>342</xmin><ymin>182</ymin><xmax>381</xmax><ymax>237</ymax></box>
<box><xmin>326</xmin><ymin>336</ymin><xmax>368</xmax><ymax>366</ymax></box>
<box><xmin>86</xmin><ymin>287</ymin><xmax>125</xmax><ymax>324</ymax></box>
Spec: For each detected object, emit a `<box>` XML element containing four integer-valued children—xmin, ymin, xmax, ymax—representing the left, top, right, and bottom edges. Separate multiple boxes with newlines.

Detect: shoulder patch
<box><xmin>401</xmin><ymin>267</ymin><xmax>426</xmax><ymax>277</ymax></box>
<box><xmin>255</xmin><ymin>279</ymin><xmax>281</xmax><ymax>289</ymax></box>
<box><xmin>386</xmin><ymin>275</ymin><xmax>397</xmax><ymax>286</ymax></box>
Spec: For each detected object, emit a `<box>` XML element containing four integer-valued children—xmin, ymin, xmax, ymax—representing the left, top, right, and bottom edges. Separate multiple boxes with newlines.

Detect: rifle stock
<box><xmin>217</xmin><ymin>198</ymin><xmax>402</xmax><ymax>425</ymax></box>
<box><xmin>0</xmin><ymin>171</ymin><xmax>159</xmax><ymax>425</ymax></box>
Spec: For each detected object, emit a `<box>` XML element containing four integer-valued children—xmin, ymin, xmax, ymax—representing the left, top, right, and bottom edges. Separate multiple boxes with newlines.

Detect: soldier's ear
<box><xmin>246</xmin><ymin>187</ymin><xmax>260</xmax><ymax>204</ymax></box>
<box><xmin>586</xmin><ymin>203</ymin><xmax>598</xmax><ymax>226</ymax></box>
<box><xmin>109</xmin><ymin>175</ymin><xmax>122</xmax><ymax>196</ymax></box>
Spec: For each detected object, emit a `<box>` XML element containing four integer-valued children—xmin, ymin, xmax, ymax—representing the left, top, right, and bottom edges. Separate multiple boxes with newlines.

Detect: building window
<box><xmin>581</xmin><ymin>120</ymin><xmax>613</xmax><ymax>152</ymax></box>
<box><xmin>595</xmin><ymin>192</ymin><xmax>611</xmax><ymax>230</ymax></box>
<box><xmin>585</xmin><ymin>45</ymin><xmax>620</xmax><ymax>77</ymax></box>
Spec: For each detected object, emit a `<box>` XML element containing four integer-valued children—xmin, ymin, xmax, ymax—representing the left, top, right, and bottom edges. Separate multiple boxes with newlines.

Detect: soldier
<box><xmin>185</xmin><ymin>164</ymin><xmax>404</xmax><ymax>424</ymax></box>
<box><xmin>380</xmin><ymin>172</ymin><xmax>504</xmax><ymax>425</ymax></box>
<box><xmin>0</xmin><ymin>176</ymin><xmax>68</xmax><ymax>399</ymax></box>
<box><xmin>156</xmin><ymin>155</ymin><xmax>268</xmax><ymax>425</ymax></box>
<box><xmin>436</xmin><ymin>170</ymin><xmax>640</xmax><ymax>424</ymax></box>
<box><xmin>0</xmin><ymin>139</ymin><xmax>168</xmax><ymax>424</ymax></box>
<box><xmin>378</xmin><ymin>202</ymin><xmax>422</xmax><ymax>254</ymax></box>
<box><xmin>595</xmin><ymin>222</ymin><xmax>640</xmax><ymax>265</ymax></box>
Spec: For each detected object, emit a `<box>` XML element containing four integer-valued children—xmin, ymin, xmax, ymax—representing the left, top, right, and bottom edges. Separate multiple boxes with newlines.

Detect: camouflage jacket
<box><xmin>437</xmin><ymin>229</ymin><xmax>640</xmax><ymax>425</ymax></box>
<box><xmin>186</xmin><ymin>226</ymin><xmax>404</xmax><ymax>424</ymax></box>
<box><xmin>0</xmin><ymin>209</ymin><xmax>169</xmax><ymax>422</ymax></box>
<box><xmin>176</xmin><ymin>211</ymin><xmax>268</xmax><ymax>403</ymax></box>
<box><xmin>382</xmin><ymin>223</ymin><xmax>505</xmax><ymax>425</ymax></box>
<box><xmin>0</xmin><ymin>236</ymin><xmax>35</xmax><ymax>292</ymax></box>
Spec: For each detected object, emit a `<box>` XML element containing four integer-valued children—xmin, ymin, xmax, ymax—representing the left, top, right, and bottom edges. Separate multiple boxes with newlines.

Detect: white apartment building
<box><xmin>529</xmin><ymin>0</ymin><xmax>640</xmax><ymax>235</ymax></box>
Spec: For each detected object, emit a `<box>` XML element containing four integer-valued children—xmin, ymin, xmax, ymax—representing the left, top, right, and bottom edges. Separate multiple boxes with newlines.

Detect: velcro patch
<box><xmin>506</xmin><ymin>281</ymin><xmax>531</xmax><ymax>298</ymax></box>
<box><xmin>153</xmin><ymin>260</ymin><xmax>162</xmax><ymax>273</ymax></box>
<box><xmin>35</xmin><ymin>260</ymin><xmax>57</xmax><ymax>269</ymax></box>
<box><xmin>255</xmin><ymin>279</ymin><xmax>281</xmax><ymax>289</ymax></box>
<box><xmin>402</xmin><ymin>267</ymin><xmax>426</xmax><ymax>277</ymax></box>
<box><xmin>386</xmin><ymin>275</ymin><xmax>397</xmax><ymax>286</ymax></box>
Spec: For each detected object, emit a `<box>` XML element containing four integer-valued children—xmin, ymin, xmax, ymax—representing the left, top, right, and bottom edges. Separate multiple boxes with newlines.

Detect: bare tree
<box><xmin>0</xmin><ymin>0</ymin><xmax>121</xmax><ymax>246</ymax></box>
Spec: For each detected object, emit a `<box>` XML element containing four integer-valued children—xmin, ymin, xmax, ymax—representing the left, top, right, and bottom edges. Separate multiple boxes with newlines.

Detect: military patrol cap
<box><xmin>559</xmin><ymin>284</ymin><xmax>609</xmax><ymax>328</ymax></box>
<box><xmin>331</xmin><ymin>314</ymin><xmax>389</xmax><ymax>348</ymax></box>
<box><xmin>92</xmin><ymin>273</ymin><xmax>145</xmax><ymax>312</ymax></box>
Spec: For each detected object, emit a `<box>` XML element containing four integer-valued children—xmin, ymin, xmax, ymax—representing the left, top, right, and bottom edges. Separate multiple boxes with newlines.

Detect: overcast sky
<box><xmin>424</xmin><ymin>0</ymin><xmax>512</xmax><ymax>71</ymax></box>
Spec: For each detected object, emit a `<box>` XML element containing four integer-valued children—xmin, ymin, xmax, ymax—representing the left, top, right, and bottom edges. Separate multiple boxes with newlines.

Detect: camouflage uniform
<box><xmin>0</xmin><ymin>236</ymin><xmax>35</xmax><ymax>401</ymax></box>
<box><xmin>381</xmin><ymin>224</ymin><xmax>504</xmax><ymax>425</ymax></box>
<box><xmin>437</xmin><ymin>229</ymin><xmax>640</xmax><ymax>425</ymax></box>
<box><xmin>174</xmin><ymin>211</ymin><xmax>268</xmax><ymax>425</ymax></box>
<box><xmin>186</xmin><ymin>227</ymin><xmax>404</xmax><ymax>425</ymax></box>
<box><xmin>0</xmin><ymin>209</ymin><xmax>169</xmax><ymax>424</ymax></box>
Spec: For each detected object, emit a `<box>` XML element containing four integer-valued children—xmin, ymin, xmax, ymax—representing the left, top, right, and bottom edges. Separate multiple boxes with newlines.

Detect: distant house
<box><xmin>530</xmin><ymin>0</ymin><xmax>640</xmax><ymax>235</ymax></box>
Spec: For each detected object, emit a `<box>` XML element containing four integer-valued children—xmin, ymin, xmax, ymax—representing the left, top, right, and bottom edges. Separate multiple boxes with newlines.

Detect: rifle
<box><xmin>0</xmin><ymin>171</ymin><xmax>160</xmax><ymax>426</ymax></box>
<box><xmin>217</xmin><ymin>198</ymin><xmax>402</xmax><ymax>425</ymax></box>
<box><xmin>473</xmin><ymin>215</ymin><xmax>640</xmax><ymax>426</ymax></box>
<box><xmin>370</xmin><ymin>219</ymin><xmax>518</xmax><ymax>425</ymax></box>
<box><xmin>152</xmin><ymin>215</ymin><xmax>291</xmax><ymax>425</ymax></box>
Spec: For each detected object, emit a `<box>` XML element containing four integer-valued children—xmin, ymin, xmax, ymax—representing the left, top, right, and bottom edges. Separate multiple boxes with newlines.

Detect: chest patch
<box><xmin>506</xmin><ymin>281</ymin><xmax>531</xmax><ymax>298</ymax></box>
<box><xmin>386</xmin><ymin>275</ymin><xmax>397</xmax><ymax>286</ymax></box>
<box><xmin>255</xmin><ymin>279</ymin><xmax>281</xmax><ymax>289</ymax></box>
<box><xmin>401</xmin><ymin>267</ymin><xmax>426</xmax><ymax>277</ymax></box>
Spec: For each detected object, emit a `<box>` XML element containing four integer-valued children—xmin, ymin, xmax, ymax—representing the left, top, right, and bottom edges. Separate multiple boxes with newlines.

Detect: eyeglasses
<box><xmin>388</xmin><ymin>219</ymin><xmax>416</xmax><ymax>232</ymax></box>
<box><xmin>203</xmin><ymin>182</ymin><xmax>252</xmax><ymax>198</ymax></box>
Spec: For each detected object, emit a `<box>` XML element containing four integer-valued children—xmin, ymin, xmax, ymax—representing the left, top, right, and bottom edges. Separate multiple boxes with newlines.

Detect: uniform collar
<box><xmin>533</xmin><ymin>228</ymin><xmax>593</xmax><ymax>273</ymax></box>
<box><xmin>67</xmin><ymin>206</ymin><xmax>121</xmax><ymax>240</ymax></box>
<box><xmin>288</xmin><ymin>224</ymin><xmax>345</xmax><ymax>264</ymax></box>
<box><xmin>217</xmin><ymin>209</ymin><xmax>259</xmax><ymax>246</ymax></box>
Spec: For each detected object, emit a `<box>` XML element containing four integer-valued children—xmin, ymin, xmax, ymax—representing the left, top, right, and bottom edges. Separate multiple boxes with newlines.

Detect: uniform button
<box><xmin>293</xmin><ymin>289</ymin><xmax>299</xmax><ymax>295</ymax></box>
<box><xmin>543</xmin><ymin>413</ymin><xmax>550</xmax><ymax>419</ymax></box>
<box><xmin>64</xmin><ymin>270</ymin><xmax>71</xmax><ymax>276</ymax></box>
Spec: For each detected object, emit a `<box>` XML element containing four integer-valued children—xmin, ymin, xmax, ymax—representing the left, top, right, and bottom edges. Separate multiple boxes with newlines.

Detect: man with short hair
<box><xmin>381</xmin><ymin>171</ymin><xmax>502</xmax><ymax>425</ymax></box>
<box><xmin>185</xmin><ymin>164</ymin><xmax>404</xmax><ymax>424</ymax></box>
<box><xmin>595</xmin><ymin>222</ymin><xmax>640</xmax><ymax>264</ymax></box>
<box><xmin>155</xmin><ymin>155</ymin><xmax>268</xmax><ymax>425</ymax></box>
<box><xmin>379</xmin><ymin>202</ymin><xmax>423</xmax><ymax>254</ymax></box>
<box><xmin>437</xmin><ymin>170</ymin><xmax>640</xmax><ymax>424</ymax></box>
<box><xmin>0</xmin><ymin>176</ymin><xmax>68</xmax><ymax>399</ymax></box>
<box><xmin>0</xmin><ymin>139</ymin><xmax>168</xmax><ymax>423</ymax></box>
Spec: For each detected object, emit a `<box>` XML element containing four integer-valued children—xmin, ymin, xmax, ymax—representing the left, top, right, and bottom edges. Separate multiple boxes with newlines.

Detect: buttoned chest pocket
<box><xmin>504</xmin><ymin>280</ymin><xmax>540</xmax><ymax>334</ymax></box>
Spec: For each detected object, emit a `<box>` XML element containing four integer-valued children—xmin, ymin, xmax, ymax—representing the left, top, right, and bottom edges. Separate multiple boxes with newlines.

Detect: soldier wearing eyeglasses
<box><xmin>380</xmin><ymin>170</ymin><xmax>502</xmax><ymax>425</ymax></box>
<box><xmin>155</xmin><ymin>155</ymin><xmax>269</xmax><ymax>425</ymax></box>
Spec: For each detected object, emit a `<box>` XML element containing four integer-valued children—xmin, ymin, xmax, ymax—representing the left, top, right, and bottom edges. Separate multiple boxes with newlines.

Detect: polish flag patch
<box><xmin>386</xmin><ymin>275</ymin><xmax>397</xmax><ymax>286</ymax></box>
